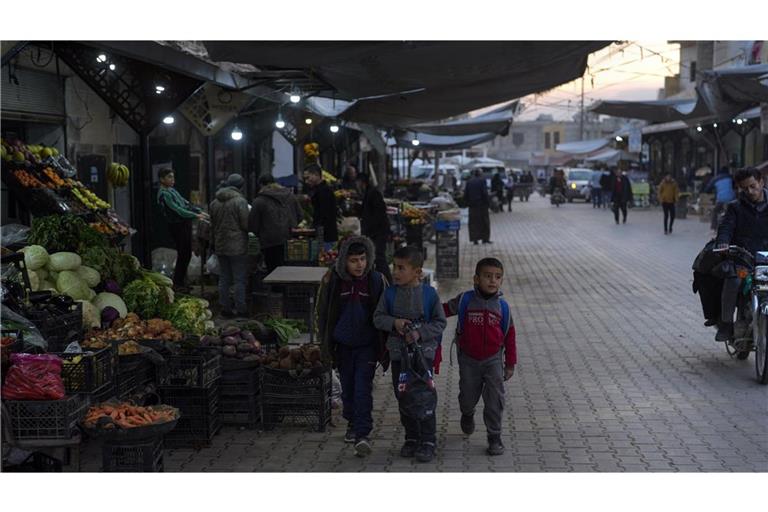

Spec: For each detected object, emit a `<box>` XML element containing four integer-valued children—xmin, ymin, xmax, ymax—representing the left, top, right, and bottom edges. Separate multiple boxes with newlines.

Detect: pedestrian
<box><xmin>340</xmin><ymin>164</ymin><xmax>358</xmax><ymax>191</ymax></box>
<box><xmin>373</xmin><ymin>246</ymin><xmax>447</xmax><ymax>463</ymax></box>
<box><xmin>303</xmin><ymin>164</ymin><xmax>339</xmax><ymax>251</ymax></box>
<box><xmin>316</xmin><ymin>236</ymin><xmax>388</xmax><ymax>457</ymax></box>
<box><xmin>607</xmin><ymin>168</ymin><xmax>634</xmax><ymax>224</ymax></box>
<box><xmin>209</xmin><ymin>173</ymin><xmax>250</xmax><ymax>317</ymax></box>
<box><xmin>442</xmin><ymin>257</ymin><xmax>517</xmax><ymax>456</ymax></box>
<box><xmin>248</xmin><ymin>174</ymin><xmax>303</xmax><ymax>274</ymax></box>
<box><xmin>599</xmin><ymin>170</ymin><xmax>612</xmax><ymax>209</ymax></box>
<box><xmin>156</xmin><ymin>168</ymin><xmax>208</xmax><ymax>291</ymax></box>
<box><xmin>356</xmin><ymin>173</ymin><xmax>394</xmax><ymax>283</ymax></box>
<box><xmin>590</xmin><ymin>169</ymin><xmax>603</xmax><ymax>208</ymax></box>
<box><xmin>465</xmin><ymin>170</ymin><xmax>492</xmax><ymax>244</ymax></box>
<box><xmin>658</xmin><ymin>173</ymin><xmax>680</xmax><ymax>235</ymax></box>
<box><xmin>703</xmin><ymin>166</ymin><xmax>736</xmax><ymax>232</ymax></box>
<box><xmin>491</xmin><ymin>171</ymin><xmax>505</xmax><ymax>213</ymax></box>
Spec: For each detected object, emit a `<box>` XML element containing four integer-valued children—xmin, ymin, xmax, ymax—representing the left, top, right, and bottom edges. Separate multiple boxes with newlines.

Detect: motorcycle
<box><xmin>713</xmin><ymin>245</ymin><xmax>768</xmax><ymax>384</ymax></box>
<box><xmin>550</xmin><ymin>187</ymin><xmax>566</xmax><ymax>207</ymax></box>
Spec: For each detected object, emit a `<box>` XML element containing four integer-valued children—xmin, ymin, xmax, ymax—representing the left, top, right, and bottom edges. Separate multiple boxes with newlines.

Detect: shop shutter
<box><xmin>1</xmin><ymin>67</ymin><xmax>65</xmax><ymax>118</ymax></box>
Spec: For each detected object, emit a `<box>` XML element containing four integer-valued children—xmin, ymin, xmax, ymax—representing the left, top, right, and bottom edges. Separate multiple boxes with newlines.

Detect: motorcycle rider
<box><xmin>548</xmin><ymin>169</ymin><xmax>567</xmax><ymax>204</ymax></box>
<box><xmin>714</xmin><ymin>167</ymin><xmax>768</xmax><ymax>341</ymax></box>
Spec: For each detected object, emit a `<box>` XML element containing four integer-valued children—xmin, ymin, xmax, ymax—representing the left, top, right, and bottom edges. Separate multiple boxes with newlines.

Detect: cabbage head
<box><xmin>92</xmin><ymin>292</ymin><xmax>128</xmax><ymax>318</ymax></box>
<box><xmin>48</xmin><ymin>252</ymin><xmax>82</xmax><ymax>272</ymax></box>
<box><xmin>55</xmin><ymin>270</ymin><xmax>91</xmax><ymax>300</ymax></box>
<box><xmin>21</xmin><ymin>245</ymin><xmax>49</xmax><ymax>271</ymax></box>
<box><xmin>75</xmin><ymin>265</ymin><xmax>101</xmax><ymax>288</ymax></box>
<box><xmin>77</xmin><ymin>300</ymin><xmax>101</xmax><ymax>329</ymax></box>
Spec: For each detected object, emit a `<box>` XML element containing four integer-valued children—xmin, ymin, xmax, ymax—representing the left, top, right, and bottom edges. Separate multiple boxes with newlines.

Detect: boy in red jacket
<box><xmin>443</xmin><ymin>257</ymin><xmax>516</xmax><ymax>455</ymax></box>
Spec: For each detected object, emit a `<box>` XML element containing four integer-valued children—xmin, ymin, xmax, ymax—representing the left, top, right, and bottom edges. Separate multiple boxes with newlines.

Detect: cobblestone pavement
<box><xmin>80</xmin><ymin>196</ymin><xmax>768</xmax><ymax>472</ymax></box>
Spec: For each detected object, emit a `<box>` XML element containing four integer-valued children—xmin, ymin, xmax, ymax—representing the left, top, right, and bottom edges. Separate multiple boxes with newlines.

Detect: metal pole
<box><xmin>132</xmin><ymin>132</ymin><xmax>152</xmax><ymax>267</ymax></box>
<box><xmin>434</xmin><ymin>151</ymin><xmax>440</xmax><ymax>190</ymax></box>
<box><xmin>579</xmin><ymin>77</ymin><xmax>585</xmax><ymax>141</ymax></box>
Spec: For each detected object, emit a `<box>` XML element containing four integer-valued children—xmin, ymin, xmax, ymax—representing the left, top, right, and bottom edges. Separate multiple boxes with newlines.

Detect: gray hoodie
<box><xmin>248</xmin><ymin>184</ymin><xmax>303</xmax><ymax>249</ymax></box>
<box><xmin>209</xmin><ymin>186</ymin><xmax>250</xmax><ymax>256</ymax></box>
<box><xmin>373</xmin><ymin>280</ymin><xmax>447</xmax><ymax>362</ymax></box>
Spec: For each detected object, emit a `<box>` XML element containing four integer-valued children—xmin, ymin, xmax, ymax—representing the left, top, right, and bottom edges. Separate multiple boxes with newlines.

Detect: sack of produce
<box><xmin>1</xmin><ymin>353</ymin><xmax>65</xmax><ymax>400</ymax></box>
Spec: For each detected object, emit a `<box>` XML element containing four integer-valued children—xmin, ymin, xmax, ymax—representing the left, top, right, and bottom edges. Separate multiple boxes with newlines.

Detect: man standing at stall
<box><xmin>156</xmin><ymin>168</ymin><xmax>208</xmax><ymax>292</ymax></box>
<box><xmin>465</xmin><ymin>170</ymin><xmax>492</xmax><ymax>244</ymax></box>
<box><xmin>356</xmin><ymin>173</ymin><xmax>393</xmax><ymax>283</ymax></box>
<box><xmin>249</xmin><ymin>174</ymin><xmax>303</xmax><ymax>274</ymax></box>
<box><xmin>304</xmin><ymin>164</ymin><xmax>339</xmax><ymax>251</ymax></box>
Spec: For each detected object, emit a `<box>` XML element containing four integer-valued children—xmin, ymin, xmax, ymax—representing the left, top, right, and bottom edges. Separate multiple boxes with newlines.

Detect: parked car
<box><xmin>563</xmin><ymin>168</ymin><xmax>594</xmax><ymax>202</ymax></box>
<box><xmin>411</xmin><ymin>163</ymin><xmax>461</xmax><ymax>190</ymax></box>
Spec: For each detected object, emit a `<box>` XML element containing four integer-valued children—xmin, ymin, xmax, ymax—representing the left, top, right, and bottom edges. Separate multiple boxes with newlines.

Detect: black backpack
<box><xmin>397</xmin><ymin>344</ymin><xmax>437</xmax><ymax>421</ymax></box>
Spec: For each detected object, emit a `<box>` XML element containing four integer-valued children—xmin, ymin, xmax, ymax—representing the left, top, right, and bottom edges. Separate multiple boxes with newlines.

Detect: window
<box><xmin>689</xmin><ymin>61</ymin><xmax>697</xmax><ymax>82</ymax></box>
<box><xmin>544</xmin><ymin>132</ymin><xmax>551</xmax><ymax>149</ymax></box>
<box><xmin>512</xmin><ymin>132</ymin><xmax>524</xmax><ymax>147</ymax></box>
<box><xmin>553</xmin><ymin>132</ymin><xmax>560</xmax><ymax>145</ymax></box>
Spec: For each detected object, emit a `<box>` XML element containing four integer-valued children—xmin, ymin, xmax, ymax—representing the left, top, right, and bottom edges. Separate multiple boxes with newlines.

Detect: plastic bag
<box><xmin>397</xmin><ymin>345</ymin><xmax>437</xmax><ymax>421</ymax></box>
<box><xmin>2</xmin><ymin>353</ymin><xmax>65</xmax><ymax>400</ymax></box>
<box><xmin>205</xmin><ymin>254</ymin><xmax>220</xmax><ymax>275</ymax></box>
<box><xmin>1</xmin><ymin>224</ymin><xmax>30</xmax><ymax>248</ymax></box>
<box><xmin>0</xmin><ymin>308</ymin><xmax>48</xmax><ymax>351</ymax></box>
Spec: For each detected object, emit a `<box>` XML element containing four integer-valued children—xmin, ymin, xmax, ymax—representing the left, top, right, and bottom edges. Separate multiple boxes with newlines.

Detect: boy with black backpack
<box><xmin>316</xmin><ymin>236</ymin><xmax>388</xmax><ymax>457</ymax></box>
<box><xmin>374</xmin><ymin>246</ymin><xmax>447</xmax><ymax>463</ymax></box>
<box><xmin>443</xmin><ymin>257</ymin><xmax>517</xmax><ymax>456</ymax></box>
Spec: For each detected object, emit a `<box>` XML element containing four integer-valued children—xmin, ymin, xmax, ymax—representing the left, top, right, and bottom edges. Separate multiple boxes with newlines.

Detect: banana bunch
<box><xmin>72</xmin><ymin>186</ymin><xmax>110</xmax><ymax>210</ymax></box>
<box><xmin>107</xmin><ymin>162</ymin><xmax>130</xmax><ymax>187</ymax></box>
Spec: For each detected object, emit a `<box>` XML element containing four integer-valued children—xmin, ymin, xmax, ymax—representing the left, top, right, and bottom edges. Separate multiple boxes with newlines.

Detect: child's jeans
<box><xmin>338</xmin><ymin>344</ymin><xmax>377</xmax><ymax>439</ymax></box>
<box><xmin>390</xmin><ymin>359</ymin><xmax>437</xmax><ymax>444</ymax></box>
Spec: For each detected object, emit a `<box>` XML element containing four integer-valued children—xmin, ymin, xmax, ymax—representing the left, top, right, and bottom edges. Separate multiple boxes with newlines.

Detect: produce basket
<box><xmin>283</xmin><ymin>284</ymin><xmax>316</xmax><ymax>320</ymax></box>
<box><xmin>220</xmin><ymin>394</ymin><xmax>260</xmax><ymax>429</ymax></box>
<box><xmin>31</xmin><ymin>302</ymin><xmax>83</xmax><ymax>353</ymax></box>
<box><xmin>260</xmin><ymin>367</ymin><xmax>331</xmax><ymax>432</ymax></box>
<box><xmin>157</xmin><ymin>352</ymin><xmax>221</xmax><ymax>388</ymax></box>
<box><xmin>4</xmin><ymin>394</ymin><xmax>89</xmax><ymax>440</ymax></box>
<box><xmin>115</xmin><ymin>355</ymin><xmax>156</xmax><ymax>399</ymax></box>
<box><xmin>102</xmin><ymin>435</ymin><xmax>164</xmax><ymax>472</ymax></box>
<box><xmin>81</xmin><ymin>403</ymin><xmax>180</xmax><ymax>442</ymax></box>
<box><xmin>159</xmin><ymin>382</ymin><xmax>220</xmax><ymax>419</ymax></box>
<box><xmin>51</xmin><ymin>346</ymin><xmax>114</xmax><ymax>394</ymax></box>
<box><xmin>284</xmin><ymin>238</ymin><xmax>319</xmax><ymax>264</ymax></box>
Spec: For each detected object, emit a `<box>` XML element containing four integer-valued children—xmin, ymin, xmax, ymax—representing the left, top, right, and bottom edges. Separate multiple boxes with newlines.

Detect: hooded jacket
<box><xmin>316</xmin><ymin>236</ymin><xmax>387</xmax><ymax>362</ymax></box>
<box><xmin>209</xmin><ymin>186</ymin><xmax>250</xmax><ymax>256</ymax></box>
<box><xmin>716</xmin><ymin>189</ymin><xmax>768</xmax><ymax>255</ymax></box>
<box><xmin>443</xmin><ymin>287</ymin><xmax>517</xmax><ymax>367</ymax></box>
<box><xmin>248</xmin><ymin>184</ymin><xmax>303</xmax><ymax>249</ymax></box>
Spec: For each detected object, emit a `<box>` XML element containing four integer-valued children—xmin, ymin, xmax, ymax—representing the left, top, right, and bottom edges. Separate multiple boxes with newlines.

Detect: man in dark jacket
<box><xmin>599</xmin><ymin>170</ymin><xmax>612</xmax><ymax>208</ymax></box>
<box><xmin>249</xmin><ymin>174</ymin><xmax>303</xmax><ymax>273</ymax></box>
<box><xmin>465</xmin><ymin>170</ymin><xmax>492</xmax><ymax>244</ymax></box>
<box><xmin>303</xmin><ymin>164</ymin><xmax>338</xmax><ymax>250</ymax></box>
<box><xmin>356</xmin><ymin>173</ymin><xmax>393</xmax><ymax>283</ymax></box>
<box><xmin>607</xmin><ymin>168</ymin><xmax>634</xmax><ymax>224</ymax></box>
<box><xmin>210</xmin><ymin>173</ymin><xmax>250</xmax><ymax>317</ymax></box>
<box><xmin>316</xmin><ymin>236</ymin><xmax>387</xmax><ymax>456</ymax></box>
<box><xmin>156</xmin><ymin>168</ymin><xmax>208</xmax><ymax>291</ymax></box>
<box><xmin>713</xmin><ymin>167</ymin><xmax>768</xmax><ymax>341</ymax></box>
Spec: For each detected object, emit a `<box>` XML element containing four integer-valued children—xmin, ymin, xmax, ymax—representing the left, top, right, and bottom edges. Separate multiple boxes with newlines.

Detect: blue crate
<box><xmin>434</xmin><ymin>220</ymin><xmax>460</xmax><ymax>232</ymax></box>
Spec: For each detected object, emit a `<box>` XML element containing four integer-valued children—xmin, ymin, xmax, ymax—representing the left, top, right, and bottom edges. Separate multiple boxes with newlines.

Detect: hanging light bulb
<box><xmin>713</xmin><ymin>123</ymin><xmax>718</xmax><ymax>128</ymax></box>
<box><xmin>615</xmin><ymin>136</ymin><xmax>623</xmax><ymax>142</ymax></box>
<box><xmin>275</xmin><ymin>113</ymin><xmax>285</xmax><ymax>129</ymax></box>
<box><xmin>696</xmin><ymin>126</ymin><xmax>702</xmax><ymax>132</ymax></box>
<box><xmin>96</xmin><ymin>54</ymin><xmax>107</xmax><ymax>63</ymax></box>
<box><xmin>163</xmin><ymin>116</ymin><xmax>175</xmax><ymax>125</ymax></box>
<box><xmin>736</xmin><ymin>119</ymin><xmax>743</xmax><ymax>125</ymax></box>
<box><xmin>305</xmin><ymin>118</ymin><xmax>313</xmax><ymax>125</ymax></box>
<box><xmin>412</xmin><ymin>136</ymin><xmax>420</xmax><ymax>147</ymax></box>
<box><xmin>231</xmin><ymin>126</ymin><xmax>243</xmax><ymax>141</ymax></box>
<box><xmin>290</xmin><ymin>93</ymin><xmax>301</xmax><ymax>104</ymax></box>
<box><xmin>109</xmin><ymin>63</ymin><xmax>116</xmax><ymax>71</ymax></box>
<box><xmin>330</xmin><ymin>123</ymin><xmax>340</xmax><ymax>133</ymax></box>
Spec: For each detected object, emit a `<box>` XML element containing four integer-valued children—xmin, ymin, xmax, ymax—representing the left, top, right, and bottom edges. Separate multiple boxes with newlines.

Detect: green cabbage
<box><xmin>28</xmin><ymin>270</ymin><xmax>40</xmax><ymax>292</ymax></box>
<box><xmin>48</xmin><ymin>252</ymin><xmax>82</xmax><ymax>272</ymax></box>
<box><xmin>92</xmin><ymin>292</ymin><xmax>128</xmax><ymax>318</ymax></box>
<box><xmin>39</xmin><ymin>279</ymin><xmax>55</xmax><ymax>291</ymax></box>
<box><xmin>36</xmin><ymin>268</ymin><xmax>48</xmax><ymax>280</ymax></box>
<box><xmin>75</xmin><ymin>265</ymin><xmax>101</xmax><ymax>288</ymax></box>
<box><xmin>55</xmin><ymin>270</ymin><xmax>91</xmax><ymax>300</ymax></box>
<box><xmin>21</xmin><ymin>245</ymin><xmax>49</xmax><ymax>271</ymax></box>
<box><xmin>77</xmin><ymin>300</ymin><xmax>101</xmax><ymax>329</ymax></box>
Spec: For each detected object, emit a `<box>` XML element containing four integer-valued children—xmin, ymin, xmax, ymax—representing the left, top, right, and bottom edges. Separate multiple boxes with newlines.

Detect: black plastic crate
<box><xmin>51</xmin><ymin>346</ymin><xmax>114</xmax><ymax>394</ymax></box>
<box><xmin>102</xmin><ymin>436</ymin><xmax>164</xmax><ymax>472</ymax></box>
<box><xmin>159</xmin><ymin>383</ymin><xmax>220</xmax><ymax>418</ymax></box>
<box><xmin>220</xmin><ymin>394</ymin><xmax>260</xmax><ymax>429</ymax></box>
<box><xmin>4</xmin><ymin>394</ymin><xmax>89</xmax><ymax>440</ymax></box>
<box><xmin>32</xmin><ymin>303</ymin><xmax>83</xmax><ymax>353</ymax></box>
<box><xmin>115</xmin><ymin>357</ymin><xmax>156</xmax><ymax>399</ymax></box>
<box><xmin>163</xmin><ymin>414</ymin><xmax>221</xmax><ymax>449</ymax></box>
<box><xmin>157</xmin><ymin>353</ymin><xmax>221</xmax><ymax>388</ymax></box>
<box><xmin>283</xmin><ymin>285</ymin><xmax>316</xmax><ymax>320</ymax></box>
<box><xmin>261</xmin><ymin>400</ymin><xmax>330</xmax><ymax>432</ymax></box>
<box><xmin>221</xmin><ymin>367</ymin><xmax>260</xmax><ymax>397</ymax></box>
<box><xmin>260</xmin><ymin>368</ymin><xmax>331</xmax><ymax>432</ymax></box>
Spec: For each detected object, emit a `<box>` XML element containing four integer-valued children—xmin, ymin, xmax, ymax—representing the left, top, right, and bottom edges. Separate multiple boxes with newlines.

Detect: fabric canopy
<box><xmin>585</xmin><ymin>149</ymin><xmax>636</xmax><ymax>164</ymax></box>
<box><xmin>698</xmin><ymin>64</ymin><xmax>768</xmax><ymax>120</ymax></box>
<box><xmin>405</xmin><ymin>103</ymin><xmax>516</xmax><ymax>136</ymax></box>
<box><xmin>556</xmin><ymin>138</ymin><xmax>610</xmax><ymax>155</ymax></box>
<box><xmin>203</xmin><ymin>41</ymin><xmax>611</xmax><ymax>126</ymax></box>
<box><xmin>589</xmin><ymin>97</ymin><xmax>712</xmax><ymax>123</ymax></box>
<box><xmin>392</xmin><ymin>132</ymin><xmax>499</xmax><ymax>150</ymax></box>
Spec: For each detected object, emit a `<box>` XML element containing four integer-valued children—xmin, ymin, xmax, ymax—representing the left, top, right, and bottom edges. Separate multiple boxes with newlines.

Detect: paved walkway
<box><xmin>81</xmin><ymin>196</ymin><xmax>767</xmax><ymax>472</ymax></box>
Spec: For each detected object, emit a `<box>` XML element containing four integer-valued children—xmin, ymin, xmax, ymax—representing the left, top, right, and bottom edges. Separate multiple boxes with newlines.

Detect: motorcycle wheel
<box><xmin>755</xmin><ymin>312</ymin><xmax>768</xmax><ymax>384</ymax></box>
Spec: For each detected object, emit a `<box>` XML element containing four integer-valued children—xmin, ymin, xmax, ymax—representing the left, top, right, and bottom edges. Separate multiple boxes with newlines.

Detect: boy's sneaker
<box><xmin>399</xmin><ymin>439</ymin><xmax>419</xmax><ymax>458</ymax></box>
<box><xmin>354</xmin><ymin>438</ymin><xmax>372</xmax><ymax>457</ymax></box>
<box><xmin>460</xmin><ymin>414</ymin><xmax>475</xmax><ymax>435</ymax></box>
<box><xmin>343</xmin><ymin>426</ymin><xmax>355</xmax><ymax>443</ymax></box>
<box><xmin>487</xmin><ymin>436</ymin><xmax>505</xmax><ymax>456</ymax></box>
<box><xmin>415</xmin><ymin>442</ymin><xmax>436</xmax><ymax>463</ymax></box>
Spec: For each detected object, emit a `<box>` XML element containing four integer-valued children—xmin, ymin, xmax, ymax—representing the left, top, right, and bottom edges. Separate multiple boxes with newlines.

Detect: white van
<box><xmin>563</xmin><ymin>168</ymin><xmax>594</xmax><ymax>202</ymax></box>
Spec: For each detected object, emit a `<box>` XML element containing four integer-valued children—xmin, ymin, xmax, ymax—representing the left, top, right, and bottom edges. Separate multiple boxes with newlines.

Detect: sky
<box><xmin>515</xmin><ymin>41</ymin><xmax>681</xmax><ymax>121</ymax></box>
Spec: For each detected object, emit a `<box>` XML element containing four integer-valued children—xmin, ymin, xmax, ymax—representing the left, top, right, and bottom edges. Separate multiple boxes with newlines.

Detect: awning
<box><xmin>392</xmin><ymin>132</ymin><xmax>499</xmax><ymax>150</ymax></box>
<box><xmin>556</xmin><ymin>138</ymin><xmax>610</xmax><ymax>154</ymax></box>
<box><xmin>202</xmin><ymin>41</ymin><xmax>611</xmax><ymax>126</ymax></box>
<box><xmin>698</xmin><ymin>64</ymin><xmax>768</xmax><ymax>120</ymax></box>
<box><xmin>589</xmin><ymin>97</ymin><xmax>712</xmax><ymax>123</ymax></box>
<box><xmin>403</xmin><ymin>103</ymin><xmax>516</xmax><ymax>136</ymax></box>
<box><xmin>585</xmin><ymin>149</ymin><xmax>637</xmax><ymax>164</ymax></box>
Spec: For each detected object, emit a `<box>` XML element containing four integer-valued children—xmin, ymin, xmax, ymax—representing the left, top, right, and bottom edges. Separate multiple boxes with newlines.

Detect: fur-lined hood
<box><xmin>334</xmin><ymin>235</ymin><xmax>376</xmax><ymax>281</ymax></box>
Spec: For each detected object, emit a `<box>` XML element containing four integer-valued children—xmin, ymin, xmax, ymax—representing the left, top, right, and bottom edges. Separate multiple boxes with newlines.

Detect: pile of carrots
<box><xmin>83</xmin><ymin>403</ymin><xmax>178</xmax><ymax>429</ymax></box>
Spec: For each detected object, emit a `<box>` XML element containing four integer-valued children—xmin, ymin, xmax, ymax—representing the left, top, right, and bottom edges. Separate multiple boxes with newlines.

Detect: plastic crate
<box><xmin>220</xmin><ymin>394</ymin><xmax>260</xmax><ymax>429</ymax></box>
<box><xmin>102</xmin><ymin>436</ymin><xmax>164</xmax><ymax>472</ymax></box>
<box><xmin>284</xmin><ymin>239</ymin><xmax>319</xmax><ymax>263</ymax></box>
<box><xmin>283</xmin><ymin>285</ymin><xmax>316</xmax><ymax>320</ymax></box>
<box><xmin>4</xmin><ymin>394</ymin><xmax>89</xmax><ymax>440</ymax></box>
<box><xmin>159</xmin><ymin>383</ymin><xmax>220</xmax><ymax>418</ymax></box>
<box><xmin>32</xmin><ymin>302</ymin><xmax>83</xmax><ymax>353</ymax></box>
<box><xmin>51</xmin><ymin>346</ymin><xmax>114</xmax><ymax>394</ymax></box>
<box><xmin>260</xmin><ymin>367</ymin><xmax>331</xmax><ymax>432</ymax></box>
<box><xmin>163</xmin><ymin>414</ymin><xmax>221</xmax><ymax>449</ymax></box>
<box><xmin>221</xmin><ymin>367</ymin><xmax>260</xmax><ymax>397</ymax></box>
<box><xmin>115</xmin><ymin>357</ymin><xmax>156</xmax><ymax>399</ymax></box>
<box><xmin>157</xmin><ymin>353</ymin><xmax>221</xmax><ymax>388</ymax></box>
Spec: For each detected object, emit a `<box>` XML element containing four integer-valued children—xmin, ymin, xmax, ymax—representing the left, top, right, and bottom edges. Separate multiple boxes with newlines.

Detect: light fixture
<box><xmin>412</xmin><ymin>136</ymin><xmax>420</xmax><ymax>147</ymax></box>
<box><xmin>290</xmin><ymin>94</ymin><xmax>301</xmax><ymax>104</ymax></box>
<box><xmin>736</xmin><ymin>118</ymin><xmax>743</xmax><ymax>125</ymax></box>
<box><xmin>109</xmin><ymin>64</ymin><xmax>116</xmax><ymax>71</ymax></box>
<box><xmin>330</xmin><ymin>123</ymin><xmax>340</xmax><ymax>133</ymax></box>
<box><xmin>275</xmin><ymin>113</ymin><xmax>285</xmax><ymax>129</ymax></box>
<box><xmin>713</xmin><ymin>123</ymin><xmax>718</xmax><ymax>128</ymax></box>
<box><xmin>155</xmin><ymin>85</ymin><xmax>166</xmax><ymax>94</ymax></box>
<box><xmin>162</xmin><ymin>116</ymin><xmax>175</xmax><ymax>125</ymax></box>
<box><xmin>231</xmin><ymin>126</ymin><xmax>243</xmax><ymax>141</ymax></box>
<box><xmin>696</xmin><ymin>126</ymin><xmax>703</xmax><ymax>132</ymax></box>
<box><xmin>96</xmin><ymin>54</ymin><xmax>107</xmax><ymax>63</ymax></box>
<box><xmin>615</xmin><ymin>136</ymin><xmax>623</xmax><ymax>142</ymax></box>
<box><xmin>305</xmin><ymin>118</ymin><xmax>313</xmax><ymax>125</ymax></box>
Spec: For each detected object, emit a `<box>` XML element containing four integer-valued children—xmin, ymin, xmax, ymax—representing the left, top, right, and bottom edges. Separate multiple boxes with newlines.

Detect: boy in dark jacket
<box><xmin>373</xmin><ymin>246</ymin><xmax>447</xmax><ymax>463</ymax></box>
<box><xmin>443</xmin><ymin>257</ymin><xmax>517</xmax><ymax>456</ymax></box>
<box><xmin>316</xmin><ymin>236</ymin><xmax>387</xmax><ymax>457</ymax></box>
